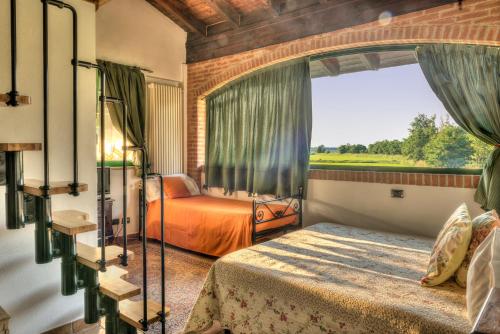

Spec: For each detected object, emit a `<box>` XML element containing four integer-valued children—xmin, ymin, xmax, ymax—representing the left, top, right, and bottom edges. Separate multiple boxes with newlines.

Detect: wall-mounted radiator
<box><xmin>147</xmin><ymin>82</ymin><xmax>184</xmax><ymax>175</ymax></box>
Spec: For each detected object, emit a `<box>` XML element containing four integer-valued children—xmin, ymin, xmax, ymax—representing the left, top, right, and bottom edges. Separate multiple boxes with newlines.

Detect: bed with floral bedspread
<box><xmin>184</xmin><ymin>223</ymin><xmax>469</xmax><ymax>334</ymax></box>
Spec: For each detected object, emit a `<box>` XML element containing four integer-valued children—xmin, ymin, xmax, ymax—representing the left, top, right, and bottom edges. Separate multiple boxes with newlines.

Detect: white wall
<box><xmin>0</xmin><ymin>0</ymin><xmax>96</xmax><ymax>333</ymax></box>
<box><xmin>96</xmin><ymin>0</ymin><xmax>187</xmax><ymax>82</ymax></box>
<box><xmin>305</xmin><ymin>179</ymin><xmax>484</xmax><ymax>238</ymax></box>
<box><xmin>109</xmin><ymin>168</ymin><xmax>141</xmax><ymax>235</ymax></box>
<box><xmin>96</xmin><ymin>0</ymin><xmax>187</xmax><ymax>235</ymax></box>
<box><xmin>203</xmin><ymin>171</ymin><xmax>484</xmax><ymax>238</ymax></box>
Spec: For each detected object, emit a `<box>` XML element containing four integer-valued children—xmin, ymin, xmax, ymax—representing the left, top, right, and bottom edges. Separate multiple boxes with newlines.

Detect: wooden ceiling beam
<box><xmin>204</xmin><ymin>0</ymin><xmax>241</xmax><ymax>28</ymax></box>
<box><xmin>268</xmin><ymin>0</ymin><xmax>283</xmax><ymax>17</ymax></box>
<box><xmin>320</xmin><ymin>58</ymin><xmax>340</xmax><ymax>76</ymax></box>
<box><xmin>146</xmin><ymin>0</ymin><xmax>207</xmax><ymax>36</ymax></box>
<box><xmin>359</xmin><ymin>53</ymin><xmax>381</xmax><ymax>70</ymax></box>
<box><xmin>182</xmin><ymin>0</ymin><xmax>456</xmax><ymax>62</ymax></box>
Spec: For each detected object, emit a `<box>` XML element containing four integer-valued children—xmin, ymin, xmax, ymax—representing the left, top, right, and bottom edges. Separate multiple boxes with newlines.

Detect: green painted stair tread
<box><xmin>99</xmin><ymin>276</ymin><xmax>141</xmax><ymax>301</ymax></box>
<box><xmin>23</xmin><ymin>179</ymin><xmax>88</xmax><ymax>196</ymax></box>
<box><xmin>0</xmin><ymin>143</ymin><xmax>41</xmax><ymax>152</ymax></box>
<box><xmin>76</xmin><ymin>242</ymin><xmax>134</xmax><ymax>271</ymax></box>
<box><xmin>119</xmin><ymin>299</ymin><xmax>170</xmax><ymax>329</ymax></box>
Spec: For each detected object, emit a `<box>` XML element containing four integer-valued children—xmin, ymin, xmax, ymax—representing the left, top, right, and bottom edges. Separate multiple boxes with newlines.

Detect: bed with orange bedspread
<box><xmin>145</xmin><ymin>194</ymin><xmax>301</xmax><ymax>257</ymax></box>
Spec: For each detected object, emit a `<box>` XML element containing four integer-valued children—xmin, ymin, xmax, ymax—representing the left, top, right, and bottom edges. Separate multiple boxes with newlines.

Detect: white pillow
<box><xmin>182</xmin><ymin>175</ymin><xmax>201</xmax><ymax>196</ymax></box>
<box><xmin>145</xmin><ymin>173</ymin><xmax>200</xmax><ymax>202</ymax></box>
<box><xmin>467</xmin><ymin>228</ymin><xmax>499</xmax><ymax>323</ymax></box>
<box><xmin>145</xmin><ymin>178</ymin><xmax>161</xmax><ymax>202</ymax></box>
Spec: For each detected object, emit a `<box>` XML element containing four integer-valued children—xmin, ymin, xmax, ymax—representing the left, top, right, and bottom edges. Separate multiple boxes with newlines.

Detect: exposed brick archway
<box><xmin>186</xmin><ymin>0</ymin><xmax>500</xmax><ymax>181</ymax></box>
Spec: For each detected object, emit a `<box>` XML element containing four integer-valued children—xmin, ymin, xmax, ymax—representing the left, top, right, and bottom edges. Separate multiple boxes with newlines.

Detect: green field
<box><xmin>309</xmin><ymin>152</ymin><xmax>417</xmax><ymax>167</ymax></box>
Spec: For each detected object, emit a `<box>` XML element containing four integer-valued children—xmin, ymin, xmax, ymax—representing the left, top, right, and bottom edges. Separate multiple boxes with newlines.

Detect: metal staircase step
<box><xmin>99</xmin><ymin>277</ymin><xmax>141</xmax><ymax>301</ymax></box>
<box><xmin>0</xmin><ymin>93</ymin><xmax>31</xmax><ymax>107</ymax></box>
<box><xmin>52</xmin><ymin>210</ymin><xmax>90</xmax><ymax>222</ymax></box>
<box><xmin>23</xmin><ymin>179</ymin><xmax>88</xmax><ymax>196</ymax></box>
<box><xmin>76</xmin><ymin>242</ymin><xmax>134</xmax><ymax>271</ymax></box>
<box><xmin>99</xmin><ymin>265</ymin><xmax>128</xmax><ymax>280</ymax></box>
<box><xmin>52</xmin><ymin>218</ymin><xmax>96</xmax><ymax>236</ymax></box>
<box><xmin>119</xmin><ymin>299</ymin><xmax>170</xmax><ymax>329</ymax></box>
<box><xmin>0</xmin><ymin>143</ymin><xmax>41</xmax><ymax>152</ymax></box>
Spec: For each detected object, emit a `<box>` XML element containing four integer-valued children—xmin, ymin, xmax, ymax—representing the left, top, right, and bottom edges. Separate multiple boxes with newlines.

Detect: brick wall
<box><xmin>186</xmin><ymin>0</ymin><xmax>500</xmax><ymax>186</ymax></box>
<box><xmin>309</xmin><ymin>170</ymin><xmax>481</xmax><ymax>188</ymax></box>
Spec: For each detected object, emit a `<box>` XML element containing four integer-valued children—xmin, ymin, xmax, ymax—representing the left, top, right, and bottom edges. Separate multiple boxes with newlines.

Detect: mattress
<box><xmin>184</xmin><ymin>222</ymin><xmax>469</xmax><ymax>334</ymax></box>
<box><xmin>146</xmin><ymin>195</ymin><xmax>297</xmax><ymax>257</ymax></box>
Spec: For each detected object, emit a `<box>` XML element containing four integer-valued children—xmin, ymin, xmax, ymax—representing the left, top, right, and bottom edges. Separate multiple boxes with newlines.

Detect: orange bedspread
<box><xmin>146</xmin><ymin>195</ymin><xmax>297</xmax><ymax>257</ymax></box>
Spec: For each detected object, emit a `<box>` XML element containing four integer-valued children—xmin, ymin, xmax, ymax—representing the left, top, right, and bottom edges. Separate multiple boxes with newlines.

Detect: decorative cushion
<box><xmin>145</xmin><ymin>174</ymin><xmax>201</xmax><ymax>202</ymax></box>
<box><xmin>181</xmin><ymin>174</ymin><xmax>201</xmax><ymax>196</ymax></box>
<box><xmin>466</xmin><ymin>228</ymin><xmax>500</xmax><ymax>323</ymax></box>
<box><xmin>145</xmin><ymin>178</ymin><xmax>161</xmax><ymax>202</ymax></box>
<box><xmin>420</xmin><ymin>203</ymin><xmax>472</xmax><ymax>287</ymax></box>
<box><xmin>164</xmin><ymin>176</ymin><xmax>192</xmax><ymax>199</ymax></box>
<box><xmin>456</xmin><ymin>210</ymin><xmax>499</xmax><ymax>288</ymax></box>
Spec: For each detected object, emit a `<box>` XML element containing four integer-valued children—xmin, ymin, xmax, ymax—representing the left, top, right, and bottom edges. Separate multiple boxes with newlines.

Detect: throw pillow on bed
<box><xmin>421</xmin><ymin>203</ymin><xmax>472</xmax><ymax>287</ymax></box>
<box><xmin>466</xmin><ymin>228</ymin><xmax>499</xmax><ymax>323</ymax></box>
<box><xmin>165</xmin><ymin>176</ymin><xmax>192</xmax><ymax>199</ymax></box>
<box><xmin>455</xmin><ymin>210</ymin><xmax>499</xmax><ymax>288</ymax></box>
<box><xmin>182</xmin><ymin>175</ymin><xmax>201</xmax><ymax>196</ymax></box>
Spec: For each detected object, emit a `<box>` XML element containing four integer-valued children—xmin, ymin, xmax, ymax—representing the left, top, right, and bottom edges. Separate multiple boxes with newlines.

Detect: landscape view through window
<box><xmin>311</xmin><ymin>62</ymin><xmax>493</xmax><ymax>171</ymax></box>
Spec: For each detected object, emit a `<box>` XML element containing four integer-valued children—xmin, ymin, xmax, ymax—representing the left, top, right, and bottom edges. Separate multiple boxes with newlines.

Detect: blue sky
<box><xmin>311</xmin><ymin>63</ymin><xmax>450</xmax><ymax>148</ymax></box>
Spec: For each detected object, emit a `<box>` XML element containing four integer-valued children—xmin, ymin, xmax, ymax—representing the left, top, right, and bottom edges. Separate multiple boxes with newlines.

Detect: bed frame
<box><xmin>251</xmin><ymin>187</ymin><xmax>303</xmax><ymax>244</ymax></box>
<box><xmin>139</xmin><ymin>186</ymin><xmax>304</xmax><ymax>245</ymax></box>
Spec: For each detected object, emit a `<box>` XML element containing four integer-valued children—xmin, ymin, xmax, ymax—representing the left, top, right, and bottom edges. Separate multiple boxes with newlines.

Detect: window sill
<box><xmin>309</xmin><ymin>167</ymin><xmax>481</xmax><ymax>189</ymax></box>
<box><xmin>97</xmin><ymin>160</ymin><xmax>135</xmax><ymax>168</ymax></box>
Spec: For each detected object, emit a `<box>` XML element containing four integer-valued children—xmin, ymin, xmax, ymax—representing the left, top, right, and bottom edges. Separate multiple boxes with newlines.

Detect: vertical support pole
<box><xmin>78</xmin><ymin>264</ymin><xmax>100</xmax><ymax>324</ymax></box>
<box><xmin>60</xmin><ymin>233</ymin><xmax>78</xmax><ymax>296</ymax></box>
<box><xmin>68</xmin><ymin>6</ymin><xmax>79</xmax><ymax>196</ymax></box>
<box><xmin>98</xmin><ymin>74</ymin><xmax>107</xmax><ymax>271</ymax></box>
<box><xmin>101</xmin><ymin>296</ymin><xmax>119</xmax><ymax>334</ymax></box>
<box><xmin>7</xmin><ymin>0</ymin><xmax>18</xmax><ymax>106</ymax></box>
<box><xmin>140</xmin><ymin>149</ymin><xmax>148</xmax><ymax>331</ymax></box>
<box><xmin>298</xmin><ymin>186</ymin><xmax>303</xmax><ymax>229</ymax></box>
<box><xmin>251</xmin><ymin>199</ymin><xmax>257</xmax><ymax>244</ymax></box>
<box><xmin>120</xmin><ymin>104</ymin><xmax>128</xmax><ymax>266</ymax></box>
<box><xmin>52</xmin><ymin>230</ymin><xmax>62</xmax><ymax>258</ymax></box>
<box><xmin>5</xmin><ymin>151</ymin><xmax>24</xmax><ymax>229</ymax></box>
<box><xmin>34</xmin><ymin>196</ymin><xmax>53</xmax><ymax>264</ymax></box>
<box><xmin>159</xmin><ymin>175</ymin><xmax>166</xmax><ymax>334</ymax></box>
<box><xmin>42</xmin><ymin>0</ymin><xmax>50</xmax><ymax>194</ymax></box>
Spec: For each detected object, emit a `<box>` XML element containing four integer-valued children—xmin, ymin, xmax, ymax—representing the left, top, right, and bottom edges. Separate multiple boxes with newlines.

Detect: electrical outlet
<box><xmin>391</xmin><ymin>189</ymin><xmax>404</xmax><ymax>198</ymax></box>
<box><xmin>112</xmin><ymin>217</ymin><xmax>130</xmax><ymax>225</ymax></box>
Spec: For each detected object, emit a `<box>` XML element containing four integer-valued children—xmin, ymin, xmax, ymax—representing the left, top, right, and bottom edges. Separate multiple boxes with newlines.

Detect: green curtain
<box><xmin>97</xmin><ymin>60</ymin><xmax>148</xmax><ymax>169</ymax></box>
<box><xmin>205</xmin><ymin>60</ymin><xmax>312</xmax><ymax>197</ymax></box>
<box><xmin>417</xmin><ymin>44</ymin><xmax>500</xmax><ymax>212</ymax></box>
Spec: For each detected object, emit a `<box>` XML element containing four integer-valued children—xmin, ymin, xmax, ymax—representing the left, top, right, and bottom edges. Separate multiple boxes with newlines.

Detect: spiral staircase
<box><xmin>1</xmin><ymin>0</ymin><xmax>168</xmax><ymax>333</ymax></box>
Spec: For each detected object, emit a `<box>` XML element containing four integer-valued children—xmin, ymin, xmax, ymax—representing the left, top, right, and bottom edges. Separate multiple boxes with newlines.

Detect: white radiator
<box><xmin>147</xmin><ymin>82</ymin><xmax>184</xmax><ymax>175</ymax></box>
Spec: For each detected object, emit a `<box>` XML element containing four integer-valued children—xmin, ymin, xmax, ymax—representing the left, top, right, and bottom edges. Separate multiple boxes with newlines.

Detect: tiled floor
<box><xmin>117</xmin><ymin>239</ymin><xmax>215</xmax><ymax>334</ymax></box>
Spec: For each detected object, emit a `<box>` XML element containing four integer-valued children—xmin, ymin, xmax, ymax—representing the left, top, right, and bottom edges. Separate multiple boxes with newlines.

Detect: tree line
<box><xmin>314</xmin><ymin>114</ymin><xmax>493</xmax><ymax>168</ymax></box>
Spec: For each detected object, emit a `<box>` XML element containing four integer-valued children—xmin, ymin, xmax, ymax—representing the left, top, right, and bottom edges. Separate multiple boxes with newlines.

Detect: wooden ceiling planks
<box><xmin>185</xmin><ymin>0</ymin><xmax>456</xmax><ymax>63</ymax></box>
<box><xmin>88</xmin><ymin>0</ymin><xmax>457</xmax><ymax>63</ymax></box>
<box><xmin>203</xmin><ymin>0</ymin><xmax>241</xmax><ymax>28</ymax></box>
<box><xmin>146</xmin><ymin>0</ymin><xmax>208</xmax><ymax>35</ymax></box>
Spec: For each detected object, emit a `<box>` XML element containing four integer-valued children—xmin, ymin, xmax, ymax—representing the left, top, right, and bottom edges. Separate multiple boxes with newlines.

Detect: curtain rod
<box><xmin>146</xmin><ymin>75</ymin><xmax>182</xmax><ymax>87</ymax></box>
<box><xmin>96</xmin><ymin>58</ymin><xmax>153</xmax><ymax>73</ymax></box>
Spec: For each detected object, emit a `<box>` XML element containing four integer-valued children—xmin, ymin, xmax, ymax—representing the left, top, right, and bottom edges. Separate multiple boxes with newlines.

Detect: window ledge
<box><xmin>309</xmin><ymin>168</ymin><xmax>481</xmax><ymax>188</ymax></box>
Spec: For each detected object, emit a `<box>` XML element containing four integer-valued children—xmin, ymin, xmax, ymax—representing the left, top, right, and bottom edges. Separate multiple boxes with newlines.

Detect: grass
<box><xmin>309</xmin><ymin>152</ymin><xmax>483</xmax><ymax>174</ymax></box>
<box><xmin>310</xmin><ymin>152</ymin><xmax>416</xmax><ymax>167</ymax></box>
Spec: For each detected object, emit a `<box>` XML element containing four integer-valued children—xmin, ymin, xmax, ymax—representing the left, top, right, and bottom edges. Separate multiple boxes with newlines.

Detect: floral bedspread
<box><xmin>184</xmin><ymin>223</ymin><xmax>469</xmax><ymax>334</ymax></box>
